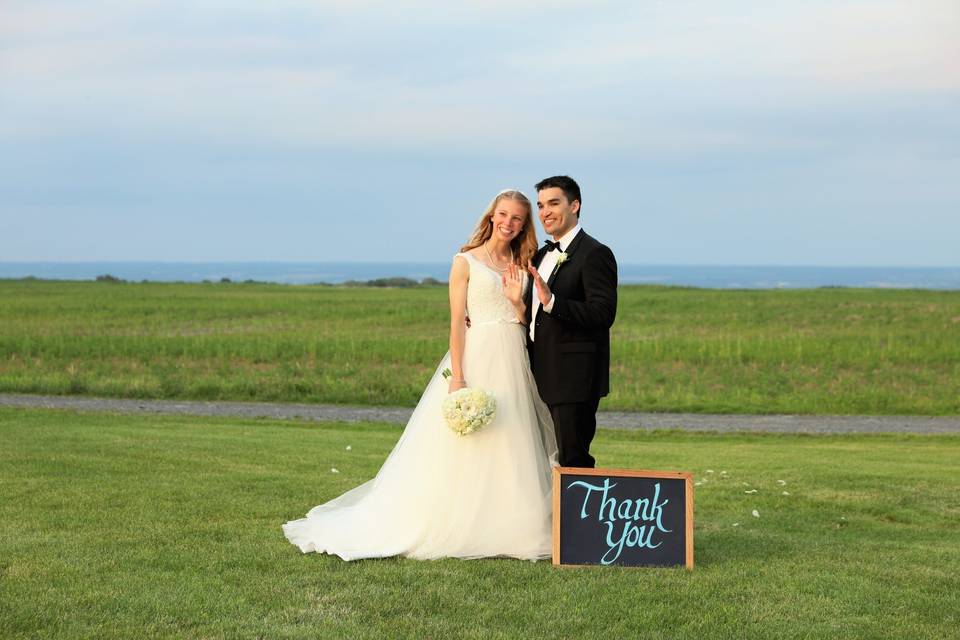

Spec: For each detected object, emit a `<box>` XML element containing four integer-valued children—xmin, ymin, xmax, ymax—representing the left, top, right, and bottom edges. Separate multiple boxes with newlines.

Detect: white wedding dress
<box><xmin>282</xmin><ymin>252</ymin><xmax>559</xmax><ymax>560</ymax></box>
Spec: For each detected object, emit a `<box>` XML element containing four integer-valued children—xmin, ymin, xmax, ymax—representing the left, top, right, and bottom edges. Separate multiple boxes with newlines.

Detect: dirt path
<box><xmin>2</xmin><ymin>393</ymin><xmax>959</xmax><ymax>434</ymax></box>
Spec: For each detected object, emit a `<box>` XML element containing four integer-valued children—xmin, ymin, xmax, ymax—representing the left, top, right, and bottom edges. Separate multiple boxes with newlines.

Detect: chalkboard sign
<box><xmin>553</xmin><ymin>467</ymin><xmax>694</xmax><ymax>568</ymax></box>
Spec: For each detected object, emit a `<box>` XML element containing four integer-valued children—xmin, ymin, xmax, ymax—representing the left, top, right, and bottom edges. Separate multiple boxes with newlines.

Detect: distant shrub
<box><xmin>341</xmin><ymin>277</ymin><xmax>444</xmax><ymax>288</ymax></box>
<box><xmin>342</xmin><ymin>278</ymin><xmax>416</xmax><ymax>288</ymax></box>
<box><xmin>95</xmin><ymin>274</ymin><xmax>126</xmax><ymax>283</ymax></box>
<box><xmin>220</xmin><ymin>277</ymin><xmax>232</xmax><ymax>283</ymax></box>
<box><xmin>370</xmin><ymin>277</ymin><xmax>420</xmax><ymax>288</ymax></box>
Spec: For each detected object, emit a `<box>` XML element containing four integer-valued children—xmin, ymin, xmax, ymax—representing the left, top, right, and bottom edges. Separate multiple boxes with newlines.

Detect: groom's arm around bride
<box><xmin>526</xmin><ymin>175</ymin><xmax>617</xmax><ymax>469</ymax></box>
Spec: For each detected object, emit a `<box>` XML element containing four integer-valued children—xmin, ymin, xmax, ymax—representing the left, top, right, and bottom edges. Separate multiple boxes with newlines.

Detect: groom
<box><xmin>526</xmin><ymin>176</ymin><xmax>617</xmax><ymax>468</ymax></box>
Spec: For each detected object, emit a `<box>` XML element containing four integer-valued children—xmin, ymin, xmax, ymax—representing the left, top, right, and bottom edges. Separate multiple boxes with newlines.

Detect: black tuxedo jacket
<box><xmin>526</xmin><ymin>229</ymin><xmax>617</xmax><ymax>405</ymax></box>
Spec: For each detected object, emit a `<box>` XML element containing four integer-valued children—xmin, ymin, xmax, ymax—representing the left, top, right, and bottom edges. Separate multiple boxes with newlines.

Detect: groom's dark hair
<box><xmin>535</xmin><ymin>175</ymin><xmax>581</xmax><ymax>216</ymax></box>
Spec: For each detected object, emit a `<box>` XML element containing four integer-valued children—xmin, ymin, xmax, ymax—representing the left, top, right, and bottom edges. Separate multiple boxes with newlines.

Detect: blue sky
<box><xmin>1</xmin><ymin>0</ymin><xmax>958</xmax><ymax>265</ymax></box>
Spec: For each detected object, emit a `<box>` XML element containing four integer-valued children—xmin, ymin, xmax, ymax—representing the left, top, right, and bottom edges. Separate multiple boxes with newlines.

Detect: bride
<box><xmin>282</xmin><ymin>189</ymin><xmax>559</xmax><ymax>561</ymax></box>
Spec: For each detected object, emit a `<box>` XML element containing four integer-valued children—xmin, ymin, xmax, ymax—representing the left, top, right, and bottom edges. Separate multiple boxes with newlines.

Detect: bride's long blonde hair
<box><xmin>460</xmin><ymin>189</ymin><xmax>538</xmax><ymax>266</ymax></box>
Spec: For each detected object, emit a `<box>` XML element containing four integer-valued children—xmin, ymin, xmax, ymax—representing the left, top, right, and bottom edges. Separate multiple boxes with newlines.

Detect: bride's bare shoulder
<box><xmin>451</xmin><ymin>252</ymin><xmax>471</xmax><ymax>273</ymax></box>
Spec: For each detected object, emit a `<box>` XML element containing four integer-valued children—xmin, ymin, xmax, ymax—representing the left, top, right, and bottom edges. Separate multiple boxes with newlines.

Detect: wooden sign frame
<box><xmin>552</xmin><ymin>466</ymin><xmax>694</xmax><ymax>569</ymax></box>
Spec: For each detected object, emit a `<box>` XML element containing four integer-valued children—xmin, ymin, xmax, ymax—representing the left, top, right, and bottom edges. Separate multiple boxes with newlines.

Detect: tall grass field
<box><xmin>1</xmin><ymin>407</ymin><xmax>958</xmax><ymax>638</ymax></box>
<box><xmin>1</xmin><ymin>279</ymin><xmax>958</xmax><ymax>414</ymax></box>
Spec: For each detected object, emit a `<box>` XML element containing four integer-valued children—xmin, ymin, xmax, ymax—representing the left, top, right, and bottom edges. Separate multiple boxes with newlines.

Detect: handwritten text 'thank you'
<box><xmin>567</xmin><ymin>478</ymin><xmax>672</xmax><ymax>565</ymax></box>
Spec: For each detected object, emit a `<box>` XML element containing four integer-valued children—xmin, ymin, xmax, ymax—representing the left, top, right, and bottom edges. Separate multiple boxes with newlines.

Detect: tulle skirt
<box><xmin>281</xmin><ymin>320</ymin><xmax>558</xmax><ymax>560</ymax></box>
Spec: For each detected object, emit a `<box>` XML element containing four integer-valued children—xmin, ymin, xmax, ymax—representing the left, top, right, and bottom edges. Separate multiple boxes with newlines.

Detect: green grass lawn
<box><xmin>1</xmin><ymin>279</ymin><xmax>959</xmax><ymax>415</ymax></box>
<box><xmin>2</xmin><ymin>407</ymin><xmax>958</xmax><ymax>639</ymax></box>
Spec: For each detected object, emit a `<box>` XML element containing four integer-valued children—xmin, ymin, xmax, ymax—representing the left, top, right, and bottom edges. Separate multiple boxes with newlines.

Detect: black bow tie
<box><xmin>544</xmin><ymin>240</ymin><xmax>563</xmax><ymax>252</ymax></box>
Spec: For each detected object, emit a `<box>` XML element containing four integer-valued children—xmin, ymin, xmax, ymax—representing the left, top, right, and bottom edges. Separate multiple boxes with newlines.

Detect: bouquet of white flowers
<box><xmin>441</xmin><ymin>369</ymin><xmax>496</xmax><ymax>436</ymax></box>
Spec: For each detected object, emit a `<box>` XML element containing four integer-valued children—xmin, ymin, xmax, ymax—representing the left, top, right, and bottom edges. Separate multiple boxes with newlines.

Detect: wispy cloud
<box><xmin>1</xmin><ymin>1</ymin><xmax>957</xmax><ymax>263</ymax></box>
<box><xmin>3</xmin><ymin>0</ymin><xmax>956</xmax><ymax>152</ymax></box>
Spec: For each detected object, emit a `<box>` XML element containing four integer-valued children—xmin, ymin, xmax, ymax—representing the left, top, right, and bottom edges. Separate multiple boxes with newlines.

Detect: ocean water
<box><xmin>1</xmin><ymin>262</ymin><xmax>959</xmax><ymax>289</ymax></box>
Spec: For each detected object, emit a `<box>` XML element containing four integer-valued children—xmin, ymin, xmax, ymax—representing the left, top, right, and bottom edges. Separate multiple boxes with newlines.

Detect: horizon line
<box><xmin>1</xmin><ymin>260</ymin><xmax>958</xmax><ymax>270</ymax></box>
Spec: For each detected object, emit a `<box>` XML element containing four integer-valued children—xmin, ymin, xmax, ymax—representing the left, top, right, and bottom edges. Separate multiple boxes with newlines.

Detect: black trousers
<box><xmin>549</xmin><ymin>396</ymin><xmax>600</xmax><ymax>468</ymax></box>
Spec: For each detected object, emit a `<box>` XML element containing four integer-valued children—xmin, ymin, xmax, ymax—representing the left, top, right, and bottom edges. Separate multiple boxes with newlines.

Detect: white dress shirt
<box><xmin>530</xmin><ymin>223</ymin><xmax>581</xmax><ymax>341</ymax></box>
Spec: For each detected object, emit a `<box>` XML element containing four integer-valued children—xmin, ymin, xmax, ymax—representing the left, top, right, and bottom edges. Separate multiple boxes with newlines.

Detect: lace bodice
<box><xmin>455</xmin><ymin>252</ymin><xmax>528</xmax><ymax>324</ymax></box>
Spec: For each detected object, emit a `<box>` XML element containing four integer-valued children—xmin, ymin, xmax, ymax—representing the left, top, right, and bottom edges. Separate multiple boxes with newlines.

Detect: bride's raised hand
<box><xmin>502</xmin><ymin>263</ymin><xmax>523</xmax><ymax>305</ymax></box>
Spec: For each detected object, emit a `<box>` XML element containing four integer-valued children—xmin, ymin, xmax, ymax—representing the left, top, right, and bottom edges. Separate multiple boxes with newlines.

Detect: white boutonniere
<box><xmin>550</xmin><ymin>252</ymin><xmax>569</xmax><ymax>279</ymax></box>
